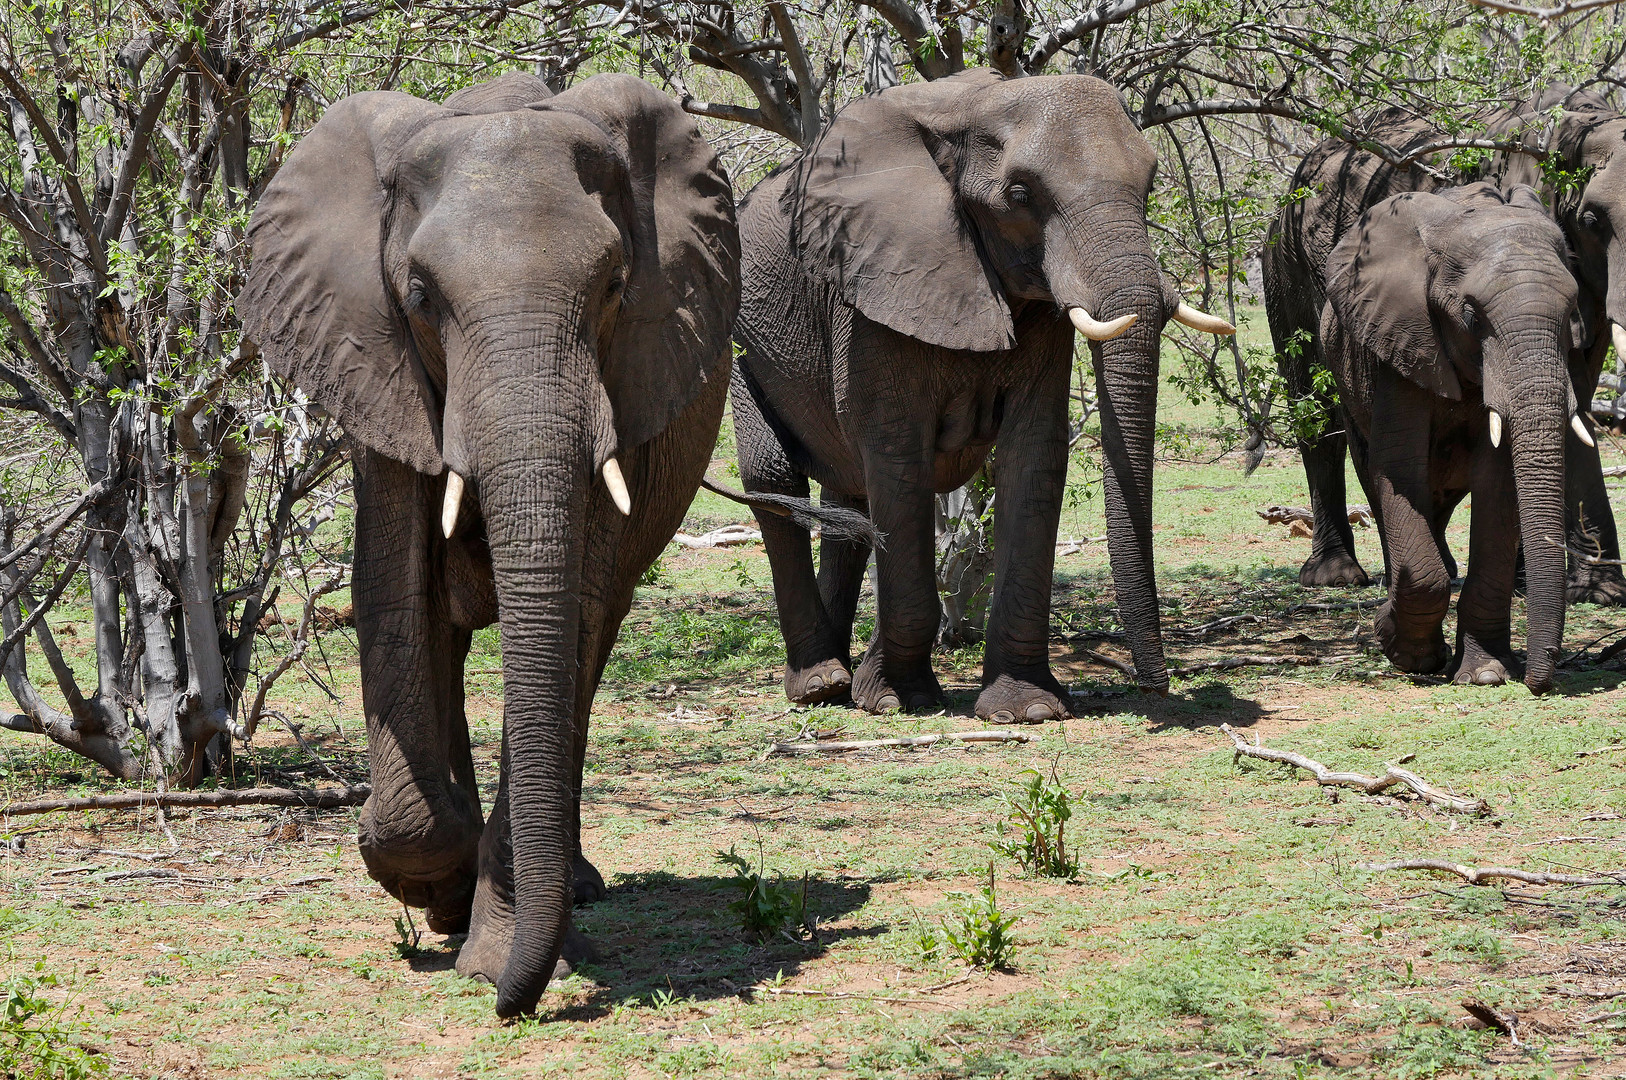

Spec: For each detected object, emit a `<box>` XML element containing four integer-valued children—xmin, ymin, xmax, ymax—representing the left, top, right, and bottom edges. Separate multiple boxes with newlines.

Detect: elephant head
<box><xmin>784</xmin><ymin>69</ymin><xmax>1230</xmax><ymax>691</ymax></box>
<box><xmin>239</xmin><ymin>73</ymin><xmax>738</xmax><ymax>1015</ymax></box>
<box><xmin>1326</xmin><ymin>183</ymin><xmax>1581</xmax><ymax>692</ymax></box>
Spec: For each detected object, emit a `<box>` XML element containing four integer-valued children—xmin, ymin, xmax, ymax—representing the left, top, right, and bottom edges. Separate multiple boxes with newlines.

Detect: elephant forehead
<box><xmin>399</xmin><ymin>110</ymin><xmax>623</xmax><ymax>194</ymax></box>
<box><xmin>978</xmin><ymin>76</ymin><xmax>1155</xmax><ymax>181</ymax></box>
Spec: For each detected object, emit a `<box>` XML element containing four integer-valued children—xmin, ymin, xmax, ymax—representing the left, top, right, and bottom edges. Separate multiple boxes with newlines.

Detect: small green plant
<box><xmin>715</xmin><ymin>845</ymin><xmax>809</xmax><ymax>942</ymax></box>
<box><xmin>942</xmin><ymin>865</ymin><xmax>1018</xmax><ymax>971</ymax></box>
<box><xmin>991</xmin><ymin>760</ymin><xmax>1079</xmax><ymax>878</ymax></box>
<box><xmin>392</xmin><ymin>911</ymin><xmax>426</xmax><ymax>960</ymax></box>
<box><xmin>1</xmin><ymin>964</ymin><xmax>107</xmax><ymax>1079</ymax></box>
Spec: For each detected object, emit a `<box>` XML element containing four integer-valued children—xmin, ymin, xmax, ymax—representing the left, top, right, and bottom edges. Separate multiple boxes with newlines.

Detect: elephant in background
<box><xmin>239</xmin><ymin>71</ymin><xmax>740</xmax><ymax>1017</ymax></box>
<box><xmin>1321</xmin><ymin>184</ymin><xmax>1580</xmax><ymax>693</ymax></box>
<box><xmin>732</xmin><ymin>69</ymin><xmax>1234</xmax><ymax>716</ymax></box>
<box><xmin>1474</xmin><ymin>85</ymin><xmax>1626</xmax><ymax>603</ymax></box>
<box><xmin>1264</xmin><ymin>99</ymin><xmax>1626</xmax><ymax>605</ymax></box>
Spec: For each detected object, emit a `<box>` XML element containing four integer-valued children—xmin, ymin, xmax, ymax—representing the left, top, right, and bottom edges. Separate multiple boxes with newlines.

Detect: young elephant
<box><xmin>733</xmin><ymin>69</ymin><xmax>1233</xmax><ymax>717</ymax></box>
<box><xmin>1321</xmin><ymin>184</ymin><xmax>1583</xmax><ymax>693</ymax></box>
<box><xmin>239</xmin><ymin>72</ymin><xmax>739</xmax><ymax>1016</ymax></box>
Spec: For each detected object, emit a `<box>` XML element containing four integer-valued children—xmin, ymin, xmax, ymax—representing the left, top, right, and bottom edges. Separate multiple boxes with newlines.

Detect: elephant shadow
<box><xmin>1070</xmin><ymin>680</ymin><xmax>1274</xmax><ymax>734</ymax></box>
<box><xmin>515</xmin><ymin>871</ymin><xmax>878</xmax><ymax>1012</ymax></box>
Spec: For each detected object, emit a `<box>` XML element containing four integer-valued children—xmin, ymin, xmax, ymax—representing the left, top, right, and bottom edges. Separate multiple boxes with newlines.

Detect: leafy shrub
<box><xmin>715</xmin><ymin>846</ymin><xmax>808</xmax><ymax>942</ymax></box>
<box><xmin>991</xmin><ymin>763</ymin><xmax>1079</xmax><ymax>878</ymax></box>
<box><xmin>942</xmin><ymin>866</ymin><xmax>1018</xmax><ymax>970</ymax></box>
<box><xmin>1</xmin><ymin>964</ymin><xmax>106</xmax><ymax>1079</ymax></box>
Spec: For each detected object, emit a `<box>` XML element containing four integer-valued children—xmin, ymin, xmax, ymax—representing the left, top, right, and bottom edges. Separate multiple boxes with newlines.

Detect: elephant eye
<box><xmin>1007</xmin><ymin>183</ymin><xmax>1031</xmax><ymax>207</ymax></box>
<box><xmin>1581</xmin><ymin>208</ymin><xmax>1603</xmax><ymax>231</ymax></box>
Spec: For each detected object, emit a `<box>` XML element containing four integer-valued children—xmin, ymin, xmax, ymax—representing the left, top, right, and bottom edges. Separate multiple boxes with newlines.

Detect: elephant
<box><xmin>1319</xmin><ymin>183</ymin><xmax>1580</xmax><ymax>693</ymax></box>
<box><xmin>731</xmin><ymin>68</ymin><xmax>1234</xmax><ymax>715</ymax></box>
<box><xmin>1474</xmin><ymin>85</ymin><xmax>1626</xmax><ymax>603</ymax></box>
<box><xmin>1264</xmin><ymin>100</ymin><xmax>1626</xmax><ymax>604</ymax></box>
<box><xmin>238</xmin><ymin>71</ymin><xmax>740</xmax><ymax>1017</ymax></box>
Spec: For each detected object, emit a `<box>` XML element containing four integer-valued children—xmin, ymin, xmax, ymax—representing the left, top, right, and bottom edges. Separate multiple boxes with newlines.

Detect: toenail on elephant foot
<box><xmin>976</xmin><ymin>673</ymin><xmax>1071</xmax><ymax>724</ymax></box>
<box><xmin>1454</xmin><ymin>662</ymin><xmax>1509</xmax><ymax>686</ymax></box>
<box><xmin>851</xmin><ymin>654</ymin><xmax>942</xmax><ymax>714</ymax></box>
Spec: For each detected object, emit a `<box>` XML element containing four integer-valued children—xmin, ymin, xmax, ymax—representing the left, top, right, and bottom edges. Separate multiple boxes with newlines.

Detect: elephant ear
<box><xmin>543</xmin><ymin>74</ymin><xmax>740</xmax><ymax>451</ymax></box>
<box><xmin>1325</xmin><ymin>191</ymin><xmax>1463</xmax><ymax>400</ymax></box>
<box><xmin>788</xmin><ymin>69</ymin><xmax>1013</xmax><ymax>352</ymax></box>
<box><xmin>240</xmin><ymin>91</ymin><xmax>448</xmax><ymax>473</ymax></box>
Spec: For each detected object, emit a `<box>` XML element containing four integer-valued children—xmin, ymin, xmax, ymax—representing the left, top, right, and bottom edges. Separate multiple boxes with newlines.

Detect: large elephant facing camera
<box><xmin>239</xmin><ymin>72</ymin><xmax>739</xmax><ymax>1017</ymax></box>
<box><xmin>1321</xmin><ymin>184</ymin><xmax>1580</xmax><ymax>694</ymax></box>
<box><xmin>733</xmin><ymin>69</ymin><xmax>1233</xmax><ymax>715</ymax></box>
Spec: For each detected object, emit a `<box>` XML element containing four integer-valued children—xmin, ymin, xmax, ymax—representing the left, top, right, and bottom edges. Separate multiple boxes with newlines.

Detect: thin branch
<box><xmin>1</xmin><ymin>784</ymin><xmax>372</xmax><ymax>818</ymax></box>
<box><xmin>763</xmin><ymin>729</ymin><xmax>1041</xmax><ymax>758</ymax></box>
<box><xmin>1360</xmin><ymin>858</ymin><xmax>1626</xmax><ymax>887</ymax></box>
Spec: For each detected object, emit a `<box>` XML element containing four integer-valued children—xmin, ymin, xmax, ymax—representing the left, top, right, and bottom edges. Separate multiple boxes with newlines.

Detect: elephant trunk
<box><xmin>1053</xmin><ymin>207</ymin><xmax>1170</xmax><ymax>692</ymax></box>
<box><xmin>1507</xmin><ymin>364</ymin><xmax>1569</xmax><ymax>695</ymax></box>
<box><xmin>466</xmin><ymin>340</ymin><xmax>601</xmax><ymax>1018</ymax></box>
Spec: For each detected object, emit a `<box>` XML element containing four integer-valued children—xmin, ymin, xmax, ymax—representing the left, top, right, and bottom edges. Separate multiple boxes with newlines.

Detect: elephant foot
<box><xmin>358</xmin><ymin>788</ymin><xmax>482</xmax><ymax>934</ymax></box>
<box><xmin>1568</xmin><ymin>565</ymin><xmax>1626</xmax><ymax>607</ymax></box>
<box><xmin>1299</xmin><ymin>549</ymin><xmax>1371</xmax><ymax>588</ymax></box>
<box><xmin>573</xmin><ymin>852</ymin><xmax>607</xmax><ymax>906</ymax></box>
<box><xmin>1452</xmin><ymin>635</ymin><xmax>1521</xmax><ymax>687</ymax></box>
<box><xmin>1375</xmin><ymin>603</ymin><xmax>1450</xmax><ymax>675</ymax></box>
<box><xmin>783</xmin><ymin>657</ymin><xmax>852</xmax><ymax>705</ymax></box>
<box><xmin>976</xmin><ymin>671</ymin><xmax>1072</xmax><ymax>724</ymax></box>
<box><xmin>852</xmin><ymin>650</ymin><xmax>942</xmax><ymax>713</ymax></box>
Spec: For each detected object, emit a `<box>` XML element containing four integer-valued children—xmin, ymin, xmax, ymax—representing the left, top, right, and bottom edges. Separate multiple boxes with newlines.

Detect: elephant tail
<box><xmin>700</xmin><ymin>477</ymin><xmax>885</xmax><ymax>549</ymax></box>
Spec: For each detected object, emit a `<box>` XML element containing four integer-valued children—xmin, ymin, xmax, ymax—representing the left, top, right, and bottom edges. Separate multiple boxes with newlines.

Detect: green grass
<box><xmin>3</xmin><ymin>304</ymin><xmax>1626</xmax><ymax>1076</ymax></box>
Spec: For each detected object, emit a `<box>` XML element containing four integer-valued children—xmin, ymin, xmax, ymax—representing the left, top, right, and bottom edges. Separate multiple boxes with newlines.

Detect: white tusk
<box><xmin>601</xmin><ymin>456</ymin><xmax>632</xmax><ymax>515</ymax></box>
<box><xmin>442</xmin><ymin>471</ymin><xmax>465</xmax><ymax>538</ymax></box>
<box><xmin>1488</xmin><ymin>410</ymin><xmax>1503</xmax><ymax>449</ymax></box>
<box><xmin>1613</xmin><ymin>322</ymin><xmax>1626</xmax><ymax>359</ymax></box>
<box><xmin>1068</xmin><ymin>307</ymin><xmax>1137</xmax><ymax>342</ymax></box>
<box><xmin>1171</xmin><ymin>301</ymin><xmax>1237</xmax><ymax>336</ymax></box>
<box><xmin>1573</xmin><ymin>413</ymin><xmax>1596</xmax><ymax>448</ymax></box>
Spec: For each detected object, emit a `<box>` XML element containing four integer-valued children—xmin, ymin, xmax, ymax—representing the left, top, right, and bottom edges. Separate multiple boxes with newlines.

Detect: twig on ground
<box><xmin>749</xmin><ymin>972</ymin><xmax>973</xmax><ymax>1006</ymax></box>
<box><xmin>1082</xmin><ymin>649</ymin><xmax>1136</xmax><ymax>676</ymax></box>
<box><xmin>2</xmin><ymin>784</ymin><xmax>371</xmax><ymax>818</ymax></box>
<box><xmin>763</xmin><ymin>730</ymin><xmax>1039</xmax><ymax>758</ymax></box>
<box><xmin>1577</xmin><ymin>743</ymin><xmax>1626</xmax><ymax>758</ymax></box>
<box><xmin>661</xmin><ymin>706</ymin><xmax>726</xmax><ymax>723</ymax></box>
<box><xmin>1461</xmin><ymin>999</ymin><xmax>1520</xmax><ymax>1046</ymax></box>
<box><xmin>1171</xmin><ymin>653</ymin><xmax>1358</xmax><ymax>677</ymax></box>
<box><xmin>1359</xmin><ymin>859</ymin><xmax>1626</xmax><ymax>886</ymax></box>
<box><xmin>671</xmin><ymin>525</ymin><xmax>763</xmax><ymax>549</ymax></box>
<box><xmin>1220</xmin><ymin>723</ymin><xmax>1489</xmax><ymax>814</ymax></box>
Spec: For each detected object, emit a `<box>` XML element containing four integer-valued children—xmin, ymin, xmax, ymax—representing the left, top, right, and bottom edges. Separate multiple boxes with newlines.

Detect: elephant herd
<box><xmin>238</xmin><ymin>70</ymin><xmax>1624</xmax><ymax>1016</ymax></box>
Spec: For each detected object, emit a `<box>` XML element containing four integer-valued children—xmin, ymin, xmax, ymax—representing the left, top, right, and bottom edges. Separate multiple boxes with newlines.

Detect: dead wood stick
<box><xmin>2</xmin><ymin>784</ymin><xmax>371</xmax><ymax>818</ymax></box>
<box><xmin>1461</xmin><ymin>999</ymin><xmax>1520</xmax><ymax>1045</ymax></box>
<box><xmin>1577</xmin><ymin>743</ymin><xmax>1626</xmax><ymax>758</ymax></box>
<box><xmin>763</xmin><ymin>730</ymin><xmax>1039</xmax><ymax>758</ymax></box>
<box><xmin>1082</xmin><ymin>649</ymin><xmax>1136</xmax><ymax>676</ymax></box>
<box><xmin>1220</xmin><ymin>723</ymin><xmax>1489</xmax><ymax>814</ymax></box>
<box><xmin>1359</xmin><ymin>859</ymin><xmax>1626</xmax><ymax>887</ymax></box>
<box><xmin>1172</xmin><ymin>653</ymin><xmax>1358</xmax><ymax>678</ymax></box>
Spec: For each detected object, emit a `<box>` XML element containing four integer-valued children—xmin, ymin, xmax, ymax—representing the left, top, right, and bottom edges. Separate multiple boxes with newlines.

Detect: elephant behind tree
<box><xmin>239</xmin><ymin>71</ymin><xmax>740</xmax><ymax>1017</ymax></box>
<box><xmin>1321</xmin><ymin>184</ymin><xmax>1580</xmax><ymax>693</ymax></box>
<box><xmin>1264</xmin><ymin>101</ymin><xmax>1626</xmax><ymax>604</ymax></box>
<box><xmin>732</xmin><ymin>69</ymin><xmax>1233</xmax><ymax>716</ymax></box>
<box><xmin>1473</xmin><ymin>85</ymin><xmax>1626</xmax><ymax>604</ymax></box>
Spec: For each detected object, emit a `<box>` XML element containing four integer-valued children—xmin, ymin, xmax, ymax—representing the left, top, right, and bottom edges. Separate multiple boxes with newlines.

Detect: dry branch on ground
<box><xmin>1220</xmin><ymin>723</ymin><xmax>1489</xmax><ymax>814</ymax></box>
<box><xmin>1360</xmin><ymin>859</ymin><xmax>1626</xmax><ymax>887</ymax></box>
<box><xmin>2</xmin><ymin>784</ymin><xmax>371</xmax><ymax>818</ymax></box>
<box><xmin>763</xmin><ymin>730</ymin><xmax>1040</xmax><ymax>758</ymax></box>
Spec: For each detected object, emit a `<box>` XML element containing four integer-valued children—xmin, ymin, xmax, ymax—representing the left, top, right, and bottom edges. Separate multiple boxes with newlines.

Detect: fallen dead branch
<box><xmin>749</xmin><ymin>972</ymin><xmax>973</xmax><ymax>1006</ymax></box>
<box><xmin>1359</xmin><ymin>859</ymin><xmax>1626</xmax><ymax>887</ymax></box>
<box><xmin>1220</xmin><ymin>723</ymin><xmax>1489</xmax><ymax>814</ymax></box>
<box><xmin>1577</xmin><ymin>743</ymin><xmax>1626</xmax><ymax>758</ymax></box>
<box><xmin>671</xmin><ymin>524</ymin><xmax>763</xmax><ymax>549</ymax></box>
<box><xmin>763</xmin><ymin>730</ymin><xmax>1039</xmax><ymax>758</ymax></box>
<box><xmin>2</xmin><ymin>784</ymin><xmax>371</xmax><ymax>818</ymax></box>
<box><xmin>1257</xmin><ymin>504</ymin><xmax>1373</xmax><ymax>528</ymax></box>
<box><xmin>1460</xmin><ymin>999</ymin><xmax>1521</xmax><ymax>1045</ymax></box>
<box><xmin>1172</xmin><ymin>653</ymin><xmax>1358</xmax><ymax>678</ymax></box>
<box><xmin>1081</xmin><ymin>649</ymin><xmax>1136</xmax><ymax>676</ymax></box>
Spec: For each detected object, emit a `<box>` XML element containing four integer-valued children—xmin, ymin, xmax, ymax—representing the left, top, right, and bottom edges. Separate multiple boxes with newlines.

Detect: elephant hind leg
<box><xmin>731</xmin><ymin>365</ymin><xmax>852</xmax><ymax>705</ymax></box>
<box><xmin>1298</xmin><ymin>430</ymin><xmax>1371</xmax><ymax>587</ymax></box>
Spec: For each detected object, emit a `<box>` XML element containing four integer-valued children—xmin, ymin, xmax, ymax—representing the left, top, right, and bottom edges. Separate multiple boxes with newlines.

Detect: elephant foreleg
<box><xmin>352</xmin><ymin>448</ymin><xmax>482</xmax><ymax>935</ymax></box>
<box><xmin>1454</xmin><ymin>442</ymin><xmax>1521</xmax><ymax>685</ymax></box>
<box><xmin>977</xmin><ymin>348</ymin><xmax>1073</xmax><ymax>724</ymax></box>
<box><xmin>1368</xmin><ymin>375</ymin><xmax>1453</xmax><ymax>674</ymax></box>
<box><xmin>817</xmin><ymin>491</ymin><xmax>872</xmax><ymax>669</ymax></box>
<box><xmin>1564</xmin><ymin>419</ymin><xmax>1626</xmax><ymax>604</ymax></box>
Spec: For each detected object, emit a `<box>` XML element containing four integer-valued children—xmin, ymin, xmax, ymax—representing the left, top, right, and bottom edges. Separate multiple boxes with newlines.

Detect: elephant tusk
<box><xmin>601</xmin><ymin>456</ymin><xmax>632</xmax><ymax>515</ymax></box>
<box><xmin>1573</xmin><ymin>413</ymin><xmax>1597</xmax><ymax>448</ymax></box>
<box><xmin>1488</xmin><ymin>410</ymin><xmax>1503</xmax><ymax>449</ymax></box>
<box><xmin>1068</xmin><ymin>307</ymin><xmax>1137</xmax><ymax>342</ymax></box>
<box><xmin>1613</xmin><ymin>322</ymin><xmax>1626</xmax><ymax>359</ymax></box>
<box><xmin>442</xmin><ymin>471</ymin><xmax>465</xmax><ymax>539</ymax></box>
<box><xmin>1171</xmin><ymin>301</ymin><xmax>1237</xmax><ymax>336</ymax></box>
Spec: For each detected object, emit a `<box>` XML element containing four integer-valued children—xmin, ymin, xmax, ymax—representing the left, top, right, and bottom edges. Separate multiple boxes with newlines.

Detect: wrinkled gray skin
<box><xmin>1321</xmin><ymin>184</ymin><xmax>1578</xmax><ymax>694</ymax></box>
<box><xmin>1264</xmin><ymin>102</ymin><xmax>1626</xmax><ymax>604</ymax></box>
<box><xmin>1475</xmin><ymin>85</ymin><xmax>1626</xmax><ymax>604</ymax></box>
<box><xmin>238</xmin><ymin>72</ymin><xmax>740</xmax><ymax>1017</ymax></box>
<box><xmin>735</xmin><ymin>69</ymin><xmax>1177</xmax><ymax>714</ymax></box>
